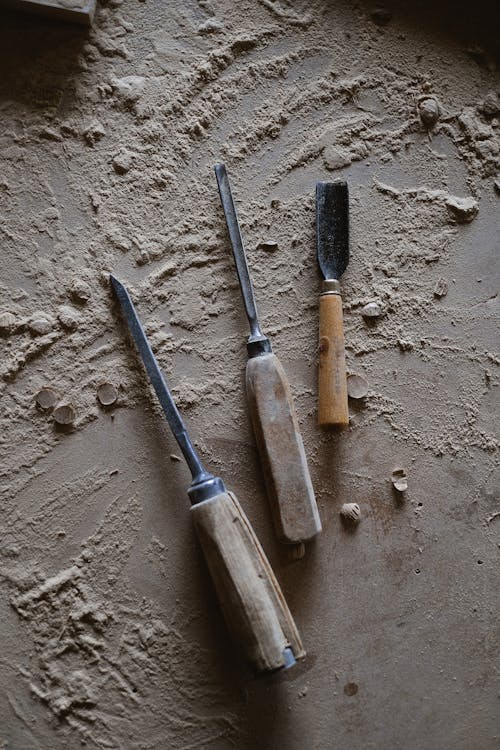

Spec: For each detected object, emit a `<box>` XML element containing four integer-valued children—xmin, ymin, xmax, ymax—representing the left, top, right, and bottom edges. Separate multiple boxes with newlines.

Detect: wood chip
<box><xmin>0</xmin><ymin>312</ymin><xmax>17</xmax><ymax>335</ymax></box>
<box><xmin>391</xmin><ymin>467</ymin><xmax>408</xmax><ymax>492</ymax></box>
<box><xmin>35</xmin><ymin>387</ymin><xmax>59</xmax><ymax>410</ymax></box>
<box><xmin>360</xmin><ymin>302</ymin><xmax>382</xmax><ymax>318</ymax></box>
<box><xmin>445</xmin><ymin>195</ymin><xmax>478</xmax><ymax>223</ymax></box>
<box><xmin>97</xmin><ymin>382</ymin><xmax>118</xmax><ymax>407</ymax></box>
<box><xmin>340</xmin><ymin>503</ymin><xmax>361</xmax><ymax>523</ymax></box>
<box><xmin>347</xmin><ymin>374</ymin><xmax>369</xmax><ymax>399</ymax></box>
<box><xmin>433</xmin><ymin>278</ymin><xmax>448</xmax><ymax>298</ymax></box>
<box><xmin>418</xmin><ymin>97</ymin><xmax>440</xmax><ymax>128</ymax></box>
<box><xmin>53</xmin><ymin>403</ymin><xmax>76</xmax><ymax>425</ymax></box>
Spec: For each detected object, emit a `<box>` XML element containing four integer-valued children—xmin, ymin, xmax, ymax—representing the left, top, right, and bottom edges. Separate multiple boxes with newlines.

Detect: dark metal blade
<box><xmin>110</xmin><ymin>275</ymin><xmax>224</xmax><ymax>502</ymax></box>
<box><xmin>316</xmin><ymin>181</ymin><xmax>349</xmax><ymax>281</ymax></box>
<box><xmin>214</xmin><ymin>163</ymin><xmax>269</xmax><ymax>351</ymax></box>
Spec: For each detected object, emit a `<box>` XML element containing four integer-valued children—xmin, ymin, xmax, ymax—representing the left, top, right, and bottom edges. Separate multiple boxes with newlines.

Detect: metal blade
<box><xmin>214</xmin><ymin>163</ymin><xmax>270</xmax><ymax>354</ymax></box>
<box><xmin>316</xmin><ymin>181</ymin><xmax>349</xmax><ymax>281</ymax></box>
<box><xmin>110</xmin><ymin>275</ymin><xmax>224</xmax><ymax>502</ymax></box>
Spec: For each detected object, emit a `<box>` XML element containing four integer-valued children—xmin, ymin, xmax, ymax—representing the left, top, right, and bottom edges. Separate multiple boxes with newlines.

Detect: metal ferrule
<box><xmin>320</xmin><ymin>279</ymin><xmax>341</xmax><ymax>295</ymax></box>
<box><xmin>281</xmin><ymin>647</ymin><xmax>296</xmax><ymax>669</ymax></box>
<box><xmin>188</xmin><ymin>475</ymin><xmax>227</xmax><ymax>504</ymax></box>
<box><xmin>246</xmin><ymin>336</ymin><xmax>272</xmax><ymax>358</ymax></box>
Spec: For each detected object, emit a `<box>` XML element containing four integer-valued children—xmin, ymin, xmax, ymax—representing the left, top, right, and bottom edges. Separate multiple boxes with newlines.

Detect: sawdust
<box><xmin>2</xmin><ymin>498</ymin><xmax>237</xmax><ymax>747</ymax></box>
<box><xmin>0</xmin><ymin>0</ymin><xmax>499</xmax><ymax>748</ymax></box>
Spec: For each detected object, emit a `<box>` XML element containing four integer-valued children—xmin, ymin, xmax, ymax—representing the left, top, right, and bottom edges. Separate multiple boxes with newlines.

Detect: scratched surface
<box><xmin>0</xmin><ymin>1</ymin><xmax>499</xmax><ymax>748</ymax></box>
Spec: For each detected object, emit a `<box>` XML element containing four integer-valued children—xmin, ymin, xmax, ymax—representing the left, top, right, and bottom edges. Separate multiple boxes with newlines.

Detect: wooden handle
<box><xmin>318</xmin><ymin>292</ymin><xmax>349</xmax><ymax>427</ymax></box>
<box><xmin>191</xmin><ymin>491</ymin><xmax>305</xmax><ymax>672</ymax></box>
<box><xmin>245</xmin><ymin>353</ymin><xmax>321</xmax><ymax>544</ymax></box>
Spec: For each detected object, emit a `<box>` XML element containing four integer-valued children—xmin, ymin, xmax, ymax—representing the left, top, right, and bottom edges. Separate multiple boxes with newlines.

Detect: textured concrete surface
<box><xmin>0</xmin><ymin>1</ymin><xmax>498</xmax><ymax>748</ymax></box>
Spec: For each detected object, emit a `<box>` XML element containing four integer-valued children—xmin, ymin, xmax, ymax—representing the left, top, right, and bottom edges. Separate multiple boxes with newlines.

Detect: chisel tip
<box><xmin>214</xmin><ymin>162</ymin><xmax>226</xmax><ymax>179</ymax></box>
<box><xmin>109</xmin><ymin>273</ymin><xmax>123</xmax><ymax>294</ymax></box>
<box><xmin>109</xmin><ymin>275</ymin><xmax>130</xmax><ymax>307</ymax></box>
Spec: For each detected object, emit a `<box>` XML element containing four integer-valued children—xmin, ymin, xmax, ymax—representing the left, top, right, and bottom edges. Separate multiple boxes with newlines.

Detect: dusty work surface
<box><xmin>0</xmin><ymin>0</ymin><xmax>499</xmax><ymax>748</ymax></box>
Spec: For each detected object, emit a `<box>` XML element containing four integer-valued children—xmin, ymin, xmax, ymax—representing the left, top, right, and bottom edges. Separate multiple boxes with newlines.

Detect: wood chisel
<box><xmin>316</xmin><ymin>181</ymin><xmax>350</xmax><ymax>428</ymax></box>
<box><xmin>214</xmin><ymin>163</ymin><xmax>321</xmax><ymax>547</ymax></box>
<box><xmin>110</xmin><ymin>274</ymin><xmax>305</xmax><ymax>673</ymax></box>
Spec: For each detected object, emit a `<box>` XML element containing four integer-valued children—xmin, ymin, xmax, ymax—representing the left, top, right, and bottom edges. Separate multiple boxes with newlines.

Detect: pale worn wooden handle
<box><xmin>318</xmin><ymin>292</ymin><xmax>349</xmax><ymax>427</ymax></box>
<box><xmin>191</xmin><ymin>491</ymin><xmax>305</xmax><ymax>672</ymax></box>
<box><xmin>246</xmin><ymin>353</ymin><xmax>321</xmax><ymax>544</ymax></box>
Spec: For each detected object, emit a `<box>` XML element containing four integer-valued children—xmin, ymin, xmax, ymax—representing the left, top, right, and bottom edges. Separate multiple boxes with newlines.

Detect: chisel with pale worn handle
<box><xmin>316</xmin><ymin>181</ymin><xmax>350</xmax><ymax>428</ymax></box>
<box><xmin>214</xmin><ymin>164</ymin><xmax>321</xmax><ymax>547</ymax></box>
<box><xmin>110</xmin><ymin>274</ymin><xmax>304</xmax><ymax>673</ymax></box>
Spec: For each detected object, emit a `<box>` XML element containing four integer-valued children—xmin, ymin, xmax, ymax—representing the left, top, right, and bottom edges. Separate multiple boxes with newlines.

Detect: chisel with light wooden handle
<box><xmin>110</xmin><ymin>274</ymin><xmax>304</xmax><ymax>673</ymax></box>
<box><xmin>215</xmin><ymin>164</ymin><xmax>321</xmax><ymax>547</ymax></box>
<box><xmin>316</xmin><ymin>181</ymin><xmax>350</xmax><ymax>428</ymax></box>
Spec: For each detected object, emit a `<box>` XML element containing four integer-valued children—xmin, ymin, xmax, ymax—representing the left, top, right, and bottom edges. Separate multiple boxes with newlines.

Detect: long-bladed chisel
<box><xmin>110</xmin><ymin>274</ymin><xmax>304</xmax><ymax>673</ymax></box>
<box><xmin>214</xmin><ymin>163</ymin><xmax>321</xmax><ymax>547</ymax></box>
<box><xmin>316</xmin><ymin>181</ymin><xmax>350</xmax><ymax>428</ymax></box>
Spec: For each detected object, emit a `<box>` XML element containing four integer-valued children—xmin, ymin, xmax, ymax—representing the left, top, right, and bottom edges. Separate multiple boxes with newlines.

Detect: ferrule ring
<box><xmin>321</xmin><ymin>279</ymin><xmax>341</xmax><ymax>294</ymax></box>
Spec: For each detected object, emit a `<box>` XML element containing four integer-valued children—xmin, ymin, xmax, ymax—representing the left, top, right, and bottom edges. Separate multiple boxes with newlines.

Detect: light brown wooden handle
<box><xmin>245</xmin><ymin>353</ymin><xmax>321</xmax><ymax>544</ymax></box>
<box><xmin>318</xmin><ymin>292</ymin><xmax>349</xmax><ymax>427</ymax></box>
<box><xmin>191</xmin><ymin>491</ymin><xmax>305</xmax><ymax>672</ymax></box>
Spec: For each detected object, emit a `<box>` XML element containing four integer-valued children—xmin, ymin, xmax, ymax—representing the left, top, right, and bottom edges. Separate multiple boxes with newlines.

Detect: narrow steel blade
<box><xmin>214</xmin><ymin>163</ymin><xmax>267</xmax><ymax>345</ymax></box>
<box><xmin>316</xmin><ymin>181</ymin><xmax>349</xmax><ymax>281</ymax></box>
<box><xmin>110</xmin><ymin>274</ymin><xmax>217</xmax><ymax>496</ymax></box>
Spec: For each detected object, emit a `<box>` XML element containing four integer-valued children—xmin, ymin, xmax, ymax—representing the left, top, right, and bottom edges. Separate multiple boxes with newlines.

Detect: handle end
<box><xmin>191</xmin><ymin>491</ymin><xmax>305</xmax><ymax>672</ymax></box>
